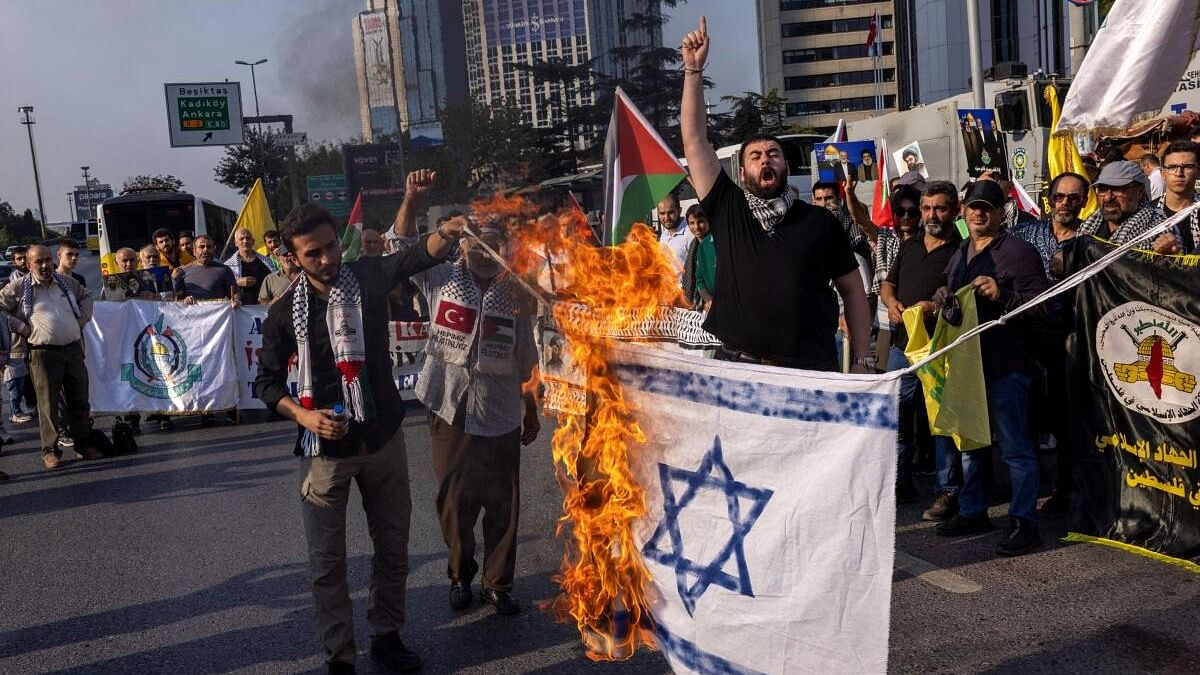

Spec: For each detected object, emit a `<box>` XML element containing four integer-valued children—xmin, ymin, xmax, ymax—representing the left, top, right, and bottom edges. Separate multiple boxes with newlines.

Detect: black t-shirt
<box><xmin>699</xmin><ymin>171</ymin><xmax>857</xmax><ymax>370</ymax></box>
<box><xmin>237</xmin><ymin>256</ymin><xmax>271</xmax><ymax>305</ymax></box>
<box><xmin>885</xmin><ymin>234</ymin><xmax>961</xmax><ymax>347</ymax></box>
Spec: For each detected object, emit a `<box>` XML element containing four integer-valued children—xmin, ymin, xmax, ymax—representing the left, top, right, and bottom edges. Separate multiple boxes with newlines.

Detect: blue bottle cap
<box><xmin>332</xmin><ymin>404</ymin><xmax>345</xmax><ymax>415</ymax></box>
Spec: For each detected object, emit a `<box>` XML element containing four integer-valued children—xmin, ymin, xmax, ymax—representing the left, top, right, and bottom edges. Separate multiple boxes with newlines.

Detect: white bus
<box><xmin>97</xmin><ymin>192</ymin><xmax>237</xmax><ymax>275</ymax></box>
<box><xmin>674</xmin><ymin>133</ymin><xmax>825</xmax><ymax>218</ymax></box>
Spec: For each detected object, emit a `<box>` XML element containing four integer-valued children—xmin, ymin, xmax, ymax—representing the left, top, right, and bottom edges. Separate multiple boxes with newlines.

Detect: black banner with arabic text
<box><xmin>1066</xmin><ymin>239</ymin><xmax>1200</xmax><ymax>563</ymax></box>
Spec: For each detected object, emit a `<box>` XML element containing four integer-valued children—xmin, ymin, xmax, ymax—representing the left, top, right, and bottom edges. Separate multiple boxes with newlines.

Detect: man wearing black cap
<box><xmin>1078</xmin><ymin>160</ymin><xmax>1165</xmax><ymax>245</ymax></box>
<box><xmin>933</xmin><ymin>180</ymin><xmax>1050</xmax><ymax>557</ymax></box>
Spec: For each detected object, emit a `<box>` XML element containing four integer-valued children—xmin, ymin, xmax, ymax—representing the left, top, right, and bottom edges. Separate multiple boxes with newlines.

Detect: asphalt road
<box><xmin>2</xmin><ymin>253</ymin><xmax>1197</xmax><ymax>674</ymax></box>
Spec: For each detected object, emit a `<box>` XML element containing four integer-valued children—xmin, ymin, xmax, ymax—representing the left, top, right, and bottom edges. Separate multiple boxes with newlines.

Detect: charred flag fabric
<box><xmin>1066</xmin><ymin>239</ymin><xmax>1200</xmax><ymax>565</ymax></box>
<box><xmin>612</xmin><ymin>343</ymin><xmax>899</xmax><ymax>674</ymax></box>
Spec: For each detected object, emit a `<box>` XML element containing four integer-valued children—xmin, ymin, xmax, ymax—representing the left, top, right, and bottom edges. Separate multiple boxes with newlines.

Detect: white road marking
<box><xmin>894</xmin><ymin>551</ymin><xmax>983</xmax><ymax>594</ymax></box>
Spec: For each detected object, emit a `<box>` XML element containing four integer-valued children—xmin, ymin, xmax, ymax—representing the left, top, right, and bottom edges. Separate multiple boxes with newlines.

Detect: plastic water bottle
<box><xmin>331</xmin><ymin>403</ymin><xmax>349</xmax><ymax>426</ymax></box>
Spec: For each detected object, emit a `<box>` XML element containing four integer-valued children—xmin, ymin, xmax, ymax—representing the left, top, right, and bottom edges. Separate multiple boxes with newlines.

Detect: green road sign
<box><xmin>164</xmin><ymin>82</ymin><xmax>245</xmax><ymax>147</ymax></box>
<box><xmin>306</xmin><ymin>175</ymin><xmax>350</xmax><ymax>217</ymax></box>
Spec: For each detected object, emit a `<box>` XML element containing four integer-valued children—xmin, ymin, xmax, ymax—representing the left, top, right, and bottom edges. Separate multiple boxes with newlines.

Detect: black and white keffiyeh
<box><xmin>292</xmin><ymin>266</ymin><xmax>371</xmax><ymax>455</ymax></box>
<box><xmin>743</xmin><ymin>185</ymin><xmax>799</xmax><ymax>233</ymax></box>
<box><xmin>1079</xmin><ymin>199</ymin><xmax>1166</xmax><ymax>246</ymax></box>
<box><xmin>1151</xmin><ymin>193</ymin><xmax>1200</xmax><ymax>253</ymax></box>
<box><xmin>426</xmin><ymin>259</ymin><xmax>520</xmax><ymax>375</ymax></box>
<box><xmin>225</xmin><ymin>251</ymin><xmax>277</xmax><ymax>277</ymax></box>
<box><xmin>21</xmin><ymin>273</ymin><xmax>80</xmax><ymax>323</ymax></box>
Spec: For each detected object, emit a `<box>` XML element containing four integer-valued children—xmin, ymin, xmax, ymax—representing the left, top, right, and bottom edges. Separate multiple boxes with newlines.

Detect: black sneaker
<box><xmin>922</xmin><ymin>492</ymin><xmax>959</xmax><ymax>522</ymax></box>
<box><xmin>896</xmin><ymin>482</ymin><xmax>920</xmax><ymax>505</ymax></box>
<box><xmin>1040</xmin><ymin>493</ymin><xmax>1069</xmax><ymax>515</ymax></box>
<box><xmin>481</xmin><ymin>588</ymin><xmax>522</xmax><ymax>615</ymax></box>
<box><xmin>370</xmin><ymin>632</ymin><xmax>421</xmax><ymax>672</ymax></box>
<box><xmin>995</xmin><ymin>518</ymin><xmax>1042</xmax><ymax>556</ymax></box>
<box><xmin>935</xmin><ymin>513</ymin><xmax>993</xmax><ymax>537</ymax></box>
<box><xmin>449</xmin><ymin>580</ymin><xmax>472</xmax><ymax>611</ymax></box>
<box><xmin>328</xmin><ymin>662</ymin><xmax>356</xmax><ymax>675</ymax></box>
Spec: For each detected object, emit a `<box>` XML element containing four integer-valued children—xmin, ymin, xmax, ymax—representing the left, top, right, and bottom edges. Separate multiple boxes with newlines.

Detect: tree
<box><xmin>0</xmin><ymin>200</ymin><xmax>45</xmax><ymax>245</ymax></box>
<box><xmin>121</xmin><ymin>174</ymin><xmax>184</xmax><ymax>194</ymax></box>
<box><xmin>720</xmin><ymin>89</ymin><xmax>790</xmax><ymax>144</ymax></box>
<box><xmin>414</xmin><ymin>98</ymin><xmax>542</xmax><ymax>201</ymax></box>
<box><xmin>213</xmin><ymin>128</ymin><xmax>291</xmax><ymax>214</ymax></box>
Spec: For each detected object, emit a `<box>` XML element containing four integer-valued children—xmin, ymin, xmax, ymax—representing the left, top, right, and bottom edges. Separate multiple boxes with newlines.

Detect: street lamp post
<box><xmin>234</xmin><ymin>58</ymin><xmax>268</xmax><ymax>131</ymax></box>
<box><xmin>17</xmin><ymin>106</ymin><xmax>48</xmax><ymax>240</ymax></box>
<box><xmin>80</xmin><ymin>166</ymin><xmax>92</xmax><ymax>223</ymax></box>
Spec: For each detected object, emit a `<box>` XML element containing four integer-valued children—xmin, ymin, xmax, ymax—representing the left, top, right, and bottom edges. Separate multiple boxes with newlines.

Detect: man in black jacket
<box><xmin>257</xmin><ymin>193</ymin><xmax>463</xmax><ymax>675</ymax></box>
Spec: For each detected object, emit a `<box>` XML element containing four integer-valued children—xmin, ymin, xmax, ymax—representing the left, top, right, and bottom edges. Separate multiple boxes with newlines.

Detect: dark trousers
<box><xmin>29</xmin><ymin>342</ymin><xmax>90</xmax><ymax>453</ymax></box>
<box><xmin>299</xmin><ymin>429</ymin><xmax>412</xmax><ymax>665</ymax></box>
<box><xmin>428</xmin><ymin>409</ymin><xmax>521</xmax><ymax>592</ymax></box>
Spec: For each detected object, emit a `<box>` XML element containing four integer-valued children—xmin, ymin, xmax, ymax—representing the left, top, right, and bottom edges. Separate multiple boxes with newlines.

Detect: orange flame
<box><xmin>471</xmin><ymin>193</ymin><xmax>684</xmax><ymax>659</ymax></box>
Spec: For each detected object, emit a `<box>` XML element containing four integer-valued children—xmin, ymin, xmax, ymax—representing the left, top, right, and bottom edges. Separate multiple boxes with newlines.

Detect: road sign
<box><xmin>164</xmin><ymin>82</ymin><xmax>245</xmax><ymax>147</ymax></box>
<box><xmin>274</xmin><ymin>132</ymin><xmax>308</xmax><ymax>147</ymax></box>
<box><xmin>306</xmin><ymin>175</ymin><xmax>351</xmax><ymax>217</ymax></box>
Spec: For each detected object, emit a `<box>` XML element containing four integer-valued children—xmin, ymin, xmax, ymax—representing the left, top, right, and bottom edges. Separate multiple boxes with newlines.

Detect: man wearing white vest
<box><xmin>412</xmin><ymin>221</ymin><xmax>540</xmax><ymax>617</ymax></box>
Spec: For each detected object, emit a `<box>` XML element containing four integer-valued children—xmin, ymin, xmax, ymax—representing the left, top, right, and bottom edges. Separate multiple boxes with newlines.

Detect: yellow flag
<box><xmin>233</xmin><ymin>178</ymin><xmax>276</xmax><ymax>245</ymax></box>
<box><xmin>1045</xmin><ymin>85</ymin><xmax>1099</xmax><ymax>220</ymax></box>
<box><xmin>902</xmin><ymin>285</ymin><xmax>991</xmax><ymax>451</ymax></box>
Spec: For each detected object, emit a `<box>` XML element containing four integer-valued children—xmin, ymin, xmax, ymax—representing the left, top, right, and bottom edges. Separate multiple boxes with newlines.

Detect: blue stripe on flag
<box><xmin>612</xmin><ymin>362</ymin><xmax>897</xmax><ymax>430</ymax></box>
<box><xmin>654</xmin><ymin>623</ymin><xmax>767</xmax><ymax>675</ymax></box>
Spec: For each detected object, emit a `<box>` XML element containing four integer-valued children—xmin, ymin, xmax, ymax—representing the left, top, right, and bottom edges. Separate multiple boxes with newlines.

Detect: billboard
<box><xmin>163</xmin><ymin>82</ymin><xmax>245</xmax><ymax>147</ymax></box>
<box><xmin>485</xmin><ymin>0</ymin><xmax>586</xmax><ymax>48</ymax></box>
<box><xmin>360</xmin><ymin>11</ymin><xmax>400</xmax><ymax>138</ymax></box>
<box><xmin>343</xmin><ymin>143</ymin><xmax>404</xmax><ymax>227</ymax></box>
<box><xmin>73</xmin><ymin>184</ymin><xmax>114</xmax><ymax>221</ymax></box>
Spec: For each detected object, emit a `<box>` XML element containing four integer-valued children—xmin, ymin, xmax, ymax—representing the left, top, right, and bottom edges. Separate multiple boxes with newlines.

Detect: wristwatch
<box><xmin>853</xmin><ymin>355</ymin><xmax>878</xmax><ymax>370</ymax></box>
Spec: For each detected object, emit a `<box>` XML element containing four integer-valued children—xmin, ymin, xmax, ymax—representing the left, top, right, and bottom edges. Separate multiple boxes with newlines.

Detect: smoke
<box><xmin>276</xmin><ymin>1</ymin><xmax>362</xmax><ymax>145</ymax></box>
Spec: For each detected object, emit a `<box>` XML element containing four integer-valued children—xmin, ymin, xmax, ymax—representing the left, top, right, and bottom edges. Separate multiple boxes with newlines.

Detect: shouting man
<box><xmin>256</xmin><ymin>198</ymin><xmax>462</xmax><ymax>674</ymax></box>
<box><xmin>679</xmin><ymin>17</ymin><xmax>873</xmax><ymax>371</ymax></box>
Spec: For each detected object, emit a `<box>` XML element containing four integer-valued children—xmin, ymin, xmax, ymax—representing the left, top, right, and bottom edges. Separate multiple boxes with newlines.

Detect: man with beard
<box><xmin>934</xmin><ymin>181</ymin><xmax>1049</xmax><ymax>557</ymax></box>
<box><xmin>1078</xmin><ymin>161</ymin><xmax>1165</xmax><ymax>245</ymax></box>
<box><xmin>412</xmin><ymin>222</ymin><xmax>540</xmax><ymax>617</ymax></box>
<box><xmin>680</xmin><ymin>18</ymin><xmax>872</xmax><ymax>371</ymax></box>
<box><xmin>1150</xmin><ymin>140</ymin><xmax>1200</xmax><ymax>254</ymax></box>
<box><xmin>174</xmin><ymin>235</ymin><xmax>240</xmax><ymax>306</ymax></box>
<box><xmin>857</xmin><ymin>149</ymin><xmax>877</xmax><ymax>182</ymax></box>
<box><xmin>880</xmin><ymin>182</ymin><xmax>962</xmax><ymax>510</ymax></box>
<box><xmin>256</xmin><ymin>203</ymin><xmax>463</xmax><ymax>674</ymax></box>
<box><xmin>1012</xmin><ymin>172</ymin><xmax>1089</xmax><ymax>515</ymax></box>
<box><xmin>152</xmin><ymin>228</ymin><xmax>193</xmax><ymax>270</ymax></box>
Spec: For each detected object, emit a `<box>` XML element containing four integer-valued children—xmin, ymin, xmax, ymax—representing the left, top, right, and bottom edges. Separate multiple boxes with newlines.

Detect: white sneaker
<box><xmin>57</xmin><ymin>433</ymin><xmax>75</xmax><ymax>448</ymax></box>
<box><xmin>9</xmin><ymin>413</ymin><xmax>32</xmax><ymax>424</ymax></box>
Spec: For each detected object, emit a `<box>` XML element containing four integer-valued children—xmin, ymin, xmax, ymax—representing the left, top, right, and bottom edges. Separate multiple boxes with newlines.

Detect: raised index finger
<box><xmin>700</xmin><ymin>15</ymin><xmax>707</xmax><ymax>37</ymax></box>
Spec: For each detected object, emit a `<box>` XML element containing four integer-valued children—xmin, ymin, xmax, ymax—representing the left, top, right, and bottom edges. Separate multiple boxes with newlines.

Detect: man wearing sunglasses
<box><xmin>1150</xmin><ymin>140</ymin><xmax>1200</xmax><ymax>255</ymax></box>
<box><xmin>1078</xmin><ymin>160</ymin><xmax>1165</xmax><ymax>245</ymax></box>
<box><xmin>1012</xmin><ymin>172</ymin><xmax>1089</xmax><ymax>281</ymax></box>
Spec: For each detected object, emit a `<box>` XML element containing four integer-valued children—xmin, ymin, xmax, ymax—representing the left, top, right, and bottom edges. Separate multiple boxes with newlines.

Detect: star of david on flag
<box><xmin>643</xmin><ymin>436</ymin><xmax>773</xmax><ymax>617</ymax></box>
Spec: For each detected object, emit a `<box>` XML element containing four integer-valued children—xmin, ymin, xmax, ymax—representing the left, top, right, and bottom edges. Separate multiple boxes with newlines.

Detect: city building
<box><xmin>352</xmin><ymin>0</ymin><xmax>468</xmax><ymax>144</ymax></box>
<box><xmin>758</xmin><ymin>1</ymin><xmax>904</xmax><ymax>132</ymax></box>
<box><xmin>460</xmin><ymin>0</ymin><xmax>661</xmax><ymax>131</ymax></box>
<box><xmin>758</xmin><ymin>0</ymin><xmax>1072</xmax><ymax>133</ymax></box>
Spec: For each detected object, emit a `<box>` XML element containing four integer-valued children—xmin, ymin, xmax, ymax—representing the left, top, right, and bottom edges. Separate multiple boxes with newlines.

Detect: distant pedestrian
<box><xmin>0</xmin><ymin>245</ymin><xmax>99</xmax><ymax>470</ymax></box>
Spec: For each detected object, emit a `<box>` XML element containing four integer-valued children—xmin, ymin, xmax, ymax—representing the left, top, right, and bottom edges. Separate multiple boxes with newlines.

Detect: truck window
<box><xmin>995</xmin><ymin>89</ymin><xmax>1030</xmax><ymax>132</ymax></box>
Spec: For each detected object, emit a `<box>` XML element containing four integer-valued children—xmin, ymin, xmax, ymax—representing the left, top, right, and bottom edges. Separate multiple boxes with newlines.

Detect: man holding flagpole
<box><xmin>256</xmin><ymin>203</ymin><xmax>464</xmax><ymax>674</ymax></box>
<box><xmin>680</xmin><ymin>16</ymin><xmax>874</xmax><ymax>372</ymax></box>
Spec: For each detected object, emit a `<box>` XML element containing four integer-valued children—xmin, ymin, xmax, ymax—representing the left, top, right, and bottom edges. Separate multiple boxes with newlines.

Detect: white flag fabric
<box><xmin>613</xmin><ymin>344</ymin><xmax>898</xmax><ymax>674</ymax></box>
<box><xmin>1058</xmin><ymin>0</ymin><xmax>1200</xmax><ymax>132</ymax></box>
<box><xmin>85</xmin><ymin>300</ymin><xmax>240</xmax><ymax>413</ymax></box>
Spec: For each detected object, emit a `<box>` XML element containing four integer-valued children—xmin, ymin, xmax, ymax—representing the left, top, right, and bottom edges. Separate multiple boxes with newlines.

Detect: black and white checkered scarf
<box><xmin>1079</xmin><ymin>198</ymin><xmax>1166</xmax><ymax>245</ymax></box>
<box><xmin>743</xmin><ymin>185</ymin><xmax>799</xmax><ymax>233</ymax></box>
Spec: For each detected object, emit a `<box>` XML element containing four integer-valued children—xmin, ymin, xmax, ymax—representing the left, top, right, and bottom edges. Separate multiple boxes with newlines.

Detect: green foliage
<box><xmin>719</xmin><ymin>89</ymin><xmax>789</xmax><ymax>144</ymax></box>
<box><xmin>0</xmin><ymin>200</ymin><xmax>46</xmax><ymax>245</ymax></box>
<box><xmin>121</xmin><ymin>174</ymin><xmax>184</xmax><ymax>194</ymax></box>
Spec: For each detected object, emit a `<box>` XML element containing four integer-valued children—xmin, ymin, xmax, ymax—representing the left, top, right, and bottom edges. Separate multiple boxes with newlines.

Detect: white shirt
<box><xmin>1147</xmin><ymin>169</ymin><xmax>1165</xmax><ymax>200</ymax></box>
<box><xmin>659</xmin><ymin>219</ymin><xmax>691</xmax><ymax>280</ymax></box>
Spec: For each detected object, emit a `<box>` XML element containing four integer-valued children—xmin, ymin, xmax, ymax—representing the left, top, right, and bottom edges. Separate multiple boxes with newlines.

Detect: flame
<box><xmin>470</xmin><ymin>193</ymin><xmax>684</xmax><ymax>659</ymax></box>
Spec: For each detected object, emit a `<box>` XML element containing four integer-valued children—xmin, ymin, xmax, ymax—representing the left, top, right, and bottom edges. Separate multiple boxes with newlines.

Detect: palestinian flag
<box><xmin>871</xmin><ymin>138</ymin><xmax>894</xmax><ymax>229</ymax></box>
<box><xmin>340</xmin><ymin>191</ymin><xmax>364</xmax><ymax>262</ymax></box>
<box><xmin>602</xmin><ymin>87</ymin><xmax>687</xmax><ymax>245</ymax></box>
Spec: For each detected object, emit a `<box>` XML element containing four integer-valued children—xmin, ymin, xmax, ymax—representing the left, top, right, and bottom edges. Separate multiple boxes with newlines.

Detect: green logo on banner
<box><xmin>121</xmin><ymin>314</ymin><xmax>202</xmax><ymax>399</ymax></box>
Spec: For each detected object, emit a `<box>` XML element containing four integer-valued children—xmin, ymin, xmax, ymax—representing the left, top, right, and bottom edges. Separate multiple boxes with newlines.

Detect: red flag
<box><xmin>871</xmin><ymin>138</ymin><xmax>894</xmax><ymax>229</ymax></box>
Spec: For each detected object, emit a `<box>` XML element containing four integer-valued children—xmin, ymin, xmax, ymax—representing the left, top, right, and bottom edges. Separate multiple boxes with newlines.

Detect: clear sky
<box><xmin>0</xmin><ymin>1</ymin><xmax>757</xmax><ymax>218</ymax></box>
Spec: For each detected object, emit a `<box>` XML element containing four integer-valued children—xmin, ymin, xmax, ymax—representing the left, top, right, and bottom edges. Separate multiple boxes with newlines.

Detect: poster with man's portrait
<box><xmin>957</xmin><ymin>108</ymin><xmax>1010</xmax><ymax>179</ymax></box>
<box><xmin>815</xmin><ymin>141</ymin><xmax>878</xmax><ymax>183</ymax></box>
<box><xmin>893</xmin><ymin>141</ymin><xmax>929</xmax><ymax>178</ymax></box>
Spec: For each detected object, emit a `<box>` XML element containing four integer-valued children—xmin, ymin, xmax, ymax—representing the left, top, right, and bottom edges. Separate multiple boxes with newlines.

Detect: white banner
<box><xmin>235</xmin><ymin>307</ymin><xmax>427</xmax><ymax>410</ymax></box>
<box><xmin>613</xmin><ymin>343</ymin><xmax>898</xmax><ymax>674</ymax></box>
<box><xmin>85</xmin><ymin>300</ymin><xmax>240</xmax><ymax>414</ymax></box>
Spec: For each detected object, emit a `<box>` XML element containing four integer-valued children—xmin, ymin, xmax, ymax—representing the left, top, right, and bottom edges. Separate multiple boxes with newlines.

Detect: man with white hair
<box><xmin>0</xmin><ymin>245</ymin><xmax>98</xmax><ymax>469</ymax></box>
<box><xmin>225</xmin><ymin>227</ymin><xmax>276</xmax><ymax>306</ymax></box>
